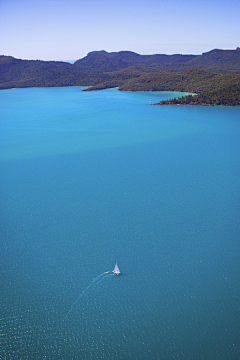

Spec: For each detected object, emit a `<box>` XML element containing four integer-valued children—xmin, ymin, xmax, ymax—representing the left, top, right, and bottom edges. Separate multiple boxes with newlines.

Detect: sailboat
<box><xmin>112</xmin><ymin>263</ymin><xmax>121</xmax><ymax>275</ymax></box>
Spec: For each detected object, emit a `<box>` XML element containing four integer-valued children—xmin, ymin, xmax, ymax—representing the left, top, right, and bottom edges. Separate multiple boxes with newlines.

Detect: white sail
<box><xmin>112</xmin><ymin>263</ymin><xmax>121</xmax><ymax>275</ymax></box>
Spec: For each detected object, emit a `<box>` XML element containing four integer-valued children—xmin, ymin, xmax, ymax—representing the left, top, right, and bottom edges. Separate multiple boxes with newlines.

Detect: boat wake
<box><xmin>62</xmin><ymin>271</ymin><xmax>112</xmax><ymax>321</ymax></box>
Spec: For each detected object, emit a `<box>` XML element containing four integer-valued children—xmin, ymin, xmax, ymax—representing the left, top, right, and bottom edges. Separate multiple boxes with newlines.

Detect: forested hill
<box><xmin>74</xmin><ymin>53</ymin><xmax>130</xmax><ymax>72</ymax></box>
<box><xmin>186</xmin><ymin>48</ymin><xmax>240</xmax><ymax>66</ymax></box>
<box><xmin>0</xmin><ymin>55</ymin><xmax>111</xmax><ymax>89</ymax></box>
<box><xmin>157</xmin><ymin>82</ymin><xmax>240</xmax><ymax>106</ymax></box>
<box><xmin>85</xmin><ymin>48</ymin><xmax>240</xmax><ymax>67</ymax></box>
<box><xmin>0</xmin><ymin>48</ymin><xmax>240</xmax><ymax>94</ymax></box>
<box><xmin>117</xmin><ymin>70</ymin><xmax>240</xmax><ymax>93</ymax></box>
<box><xmin>84</xmin><ymin>50</ymin><xmax>197</xmax><ymax>67</ymax></box>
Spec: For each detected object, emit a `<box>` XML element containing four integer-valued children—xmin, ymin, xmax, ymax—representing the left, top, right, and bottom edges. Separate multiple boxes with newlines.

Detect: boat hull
<box><xmin>112</xmin><ymin>263</ymin><xmax>121</xmax><ymax>275</ymax></box>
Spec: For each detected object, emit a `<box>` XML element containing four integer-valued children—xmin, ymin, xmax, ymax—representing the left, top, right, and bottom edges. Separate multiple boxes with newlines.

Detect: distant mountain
<box><xmin>82</xmin><ymin>50</ymin><xmax>197</xmax><ymax>68</ymax></box>
<box><xmin>74</xmin><ymin>53</ymin><xmax>129</xmax><ymax>72</ymax></box>
<box><xmin>186</xmin><ymin>48</ymin><xmax>240</xmax><ymax>66</ymax></box>
<box><xmin>84</xmin><ymin>48</ymin><xmax>240</xmax><ymax>68</ymax></box>
<box><xmin>0</xmin><ymin>48</ymin><xmax>240</xmax><ymax>93</ymax></box>
<box><xmin>0</xmin><ymin>55</ymin><xmax>110</xmax><ymax>89</ymax></box>
<box><xmin>87</xmin><ymin>50</ymin><xmax>140</xmax><ymax>60</ymax></box>
<box><xmin>0</xmin><ymin>56</ymin><xmax>73</xmax><ymax>82</ymax></box>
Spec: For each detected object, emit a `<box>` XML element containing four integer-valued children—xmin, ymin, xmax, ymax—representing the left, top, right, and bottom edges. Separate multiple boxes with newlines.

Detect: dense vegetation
<box><xmin>86</xmin><ymin>50</ymin><xmax>198</xmax><ymax>66</ymax></box>
<box><xmin>1</xmin><ymin>48</ymin><xmax>240</xmax><ymax>105</ymax></box>
<box><xmin>86</xmin><ymin>48</ymin><xmax>240</xmax><ymax>67</ymax></box>
<box><xmin>0</xmin><ymin>56</ymin><xmax>111</xmax><ymax>89</ymax></box>
<box><xmin>186</xmin><ymin>48</ymin><xmax>240</xmax><ymax>66</ymax></box>
<box><xmin>74</xmin><ymin>54</ymin><xmax>130</xmax><ymax>72</ymax></box>
<box><xmin>117</xmin><ymin>70</ymin><xmax>240</xmax><ymax>93</ymax></box>
<box><xmin>157</xmin><ymin>82</ymin><xmax>240</xmax><ymax>106</ymax></box>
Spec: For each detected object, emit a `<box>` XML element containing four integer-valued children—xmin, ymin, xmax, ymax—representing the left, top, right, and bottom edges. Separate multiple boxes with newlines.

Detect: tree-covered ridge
<box><xmin>86</xmin><ymin>48</ymin><xmax>240</xmax><ymax>67</ymax></box>
<box><xmin>186</xmin><ymin>48</ymin><xmax>240</xmax><ymax>66</ymax></box>
<box><xmin>117</xmin><ymin>70</ymin><xmax>240</xmax><ymax>93</ymax></box>
<box><xmin>157</xmin><ymin>82</ymin><xmax>240</xmax><ymax>106</ymax></box>
<box><xmin>0</xmin><ymin>56</ymin><xmax>111</xmax><ymax>89</ymax></box>
<box><xmin>86</xmin><ymin>50</ymin><xmax>197</xmax><ymax>66</ymax></box>
<box><xmin>0</xmin><ymin>48</ymin><xmax>240</xmax><ymax>93</ymax></box>
<box><xmin>74</xmin><ymin>54</ymin><xmax>130</xmax><ymax>72</ymax></box>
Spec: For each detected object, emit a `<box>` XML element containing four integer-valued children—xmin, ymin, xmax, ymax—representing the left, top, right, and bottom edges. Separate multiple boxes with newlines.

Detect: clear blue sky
<box><xmin>0</xmin><ymin>0</ymin><xmax>239</xmax><ymax>61</ymax></box>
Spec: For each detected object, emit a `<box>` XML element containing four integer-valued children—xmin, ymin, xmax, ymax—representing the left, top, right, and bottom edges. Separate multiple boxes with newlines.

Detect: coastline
<box><xmin>1</xmin><ymin>85</ymin><xmax>239</xmax><ymax>107</ymax></box>
<box><xmin>156</xmin><ymin>103</ymin><xmax>240</xmax><ymax>107</ymax></box>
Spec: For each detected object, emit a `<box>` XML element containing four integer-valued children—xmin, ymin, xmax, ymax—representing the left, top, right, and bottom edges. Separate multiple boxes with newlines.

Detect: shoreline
<box><xmin>156</xmin><ymin>103</ymin><xmax>240</xmax><ymax>107</ymax></box>
<box><xmin>1</xmin><ymin>86</ymin><xmax>239</xmax><ymax>107</ymax></box>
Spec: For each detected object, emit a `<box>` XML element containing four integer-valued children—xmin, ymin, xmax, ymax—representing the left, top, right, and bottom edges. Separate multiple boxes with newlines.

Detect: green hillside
<box><xmin>157</xmin><ymin>82</ymin><xmax>240</xmax><ymax>106</ymax></box>
<box><xmin>0</xmin><ymin>56</ymin><xmax>111</xmax><ymax>89</ymax></box>
<box><xmin>0</xmin><ymin>48</ymin><xmax>240</xmax><ymax>105</ymax></box>
<box><xmin>0</xmin><ymin>48</ymin><xmax>240</xmax><ymax>92</ymax></box>
<box><xmin>74</xmin><ymin>53</ymin><xmax>129</xmax><ymax>72</ymax></box>
<box><xmin>118</xmin><ymin>70</ymin><xmax>240</xmax><ymax>93</ymax></box>
<box><xmin>186</xmin><ymin>48</ymin><xmax>240</xmax><ymax>66</ymax></box>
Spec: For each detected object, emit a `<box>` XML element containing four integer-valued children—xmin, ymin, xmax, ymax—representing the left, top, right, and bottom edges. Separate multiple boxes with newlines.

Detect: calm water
<box><xmin>0</xmin><ymin>87</ymin><xmax>240</xmax><ymax>359</ymax></box>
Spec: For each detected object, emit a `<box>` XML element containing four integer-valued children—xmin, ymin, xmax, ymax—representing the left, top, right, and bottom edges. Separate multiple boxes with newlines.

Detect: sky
<box><xmin>0</xmin><ymin>0</ymin><xmax>239</xmax><ymax>61</ymax></box>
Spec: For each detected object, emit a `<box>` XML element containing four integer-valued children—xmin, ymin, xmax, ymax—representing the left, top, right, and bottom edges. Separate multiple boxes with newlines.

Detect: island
<box><xmin>1</xmin><ymin>48</ymin><xmax>240</xmax><ymax>106</ymax></box>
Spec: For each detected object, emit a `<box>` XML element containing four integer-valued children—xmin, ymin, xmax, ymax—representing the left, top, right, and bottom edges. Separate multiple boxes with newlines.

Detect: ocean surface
<box><xmin>0</xmin><ymin>87</ymin><xmax>240</xmax><ymax>359</ymax></box>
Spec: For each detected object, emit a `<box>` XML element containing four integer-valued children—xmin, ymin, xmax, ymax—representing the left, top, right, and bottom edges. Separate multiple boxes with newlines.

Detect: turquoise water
<box><xmin>0</xmin><ymin>87</ymin><xmax>240</xmax><ymax>359</ymax></box>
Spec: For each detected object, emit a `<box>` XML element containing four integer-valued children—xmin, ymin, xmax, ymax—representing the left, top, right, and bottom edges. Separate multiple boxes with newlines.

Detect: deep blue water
<box><xmin>0</xmin><ymin>87</ymin><xmax>240</xmax><ymax>359</ymax></box>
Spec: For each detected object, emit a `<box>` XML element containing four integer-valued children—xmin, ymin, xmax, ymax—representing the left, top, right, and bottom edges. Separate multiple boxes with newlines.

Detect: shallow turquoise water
<box><xmin>0</xmin><ymin>87</ymin><xmax>240</xmax><ymax>359</ymax></box>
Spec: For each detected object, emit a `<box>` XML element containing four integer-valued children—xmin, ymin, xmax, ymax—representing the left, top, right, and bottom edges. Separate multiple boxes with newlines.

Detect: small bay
<box><xmin>0</xmin><ymin>87</ymin><xmax>240</xmax><ymax>359</ymax></box>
